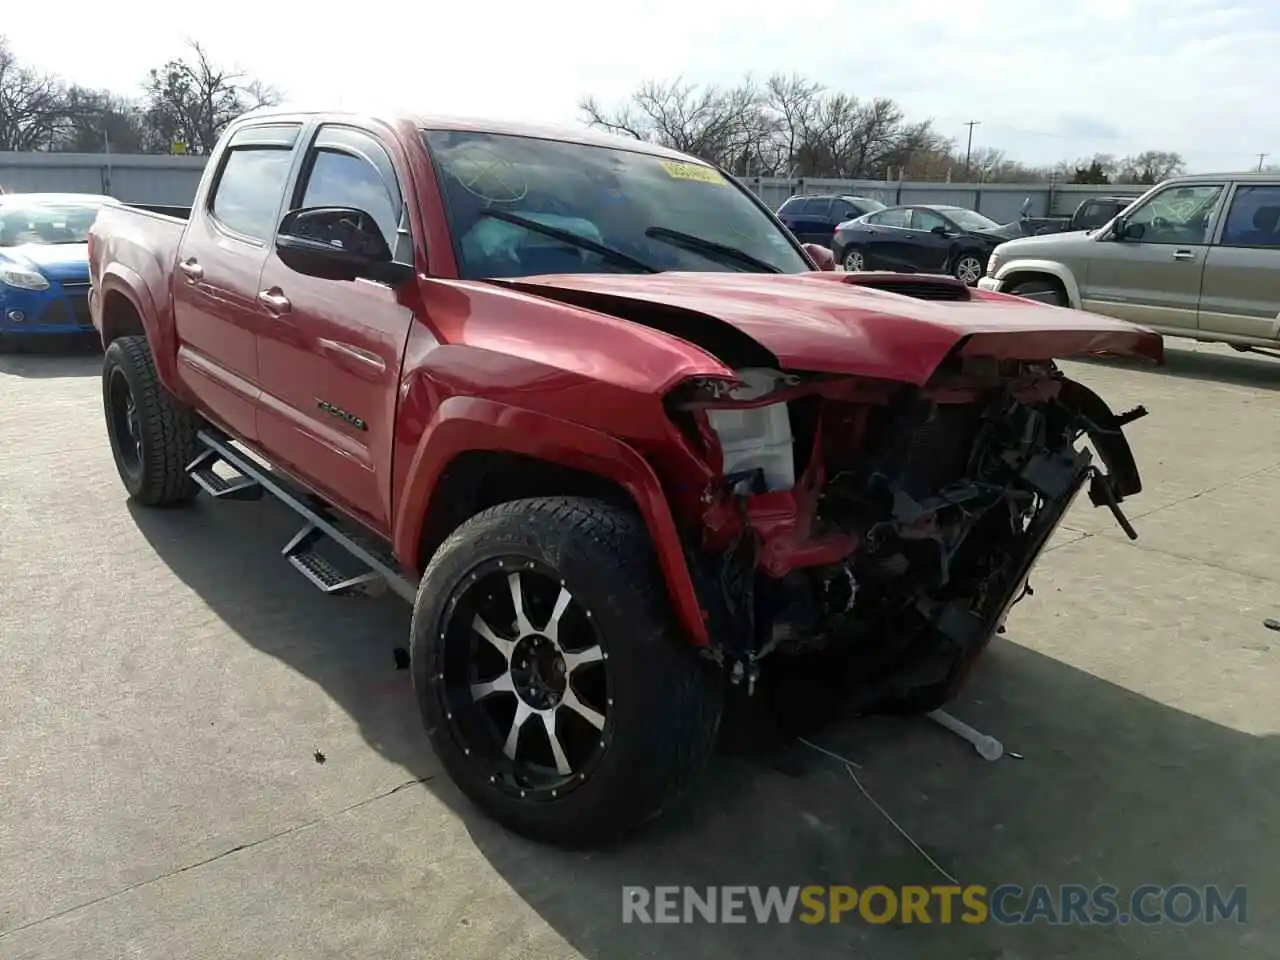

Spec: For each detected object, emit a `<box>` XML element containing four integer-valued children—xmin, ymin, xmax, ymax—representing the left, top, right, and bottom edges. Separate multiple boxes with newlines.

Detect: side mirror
<box><xmin>930</xmin><ymin>225</ymin><xmax>949</xmax><ymax>236</ymax></box>
<box><xmin>1111</xmin><ymin>216</ymin><xmax>1144</xmax><ymax>242</ymax></box>
<box><xmin>803</xmin><ymin>242</ymin><xmax>836</xmax><ymax>271</ymax></box>
<box><xmin>275</xmin><ymin>206</ymin><xmax>411</xmax><ymax>284</ymax></box>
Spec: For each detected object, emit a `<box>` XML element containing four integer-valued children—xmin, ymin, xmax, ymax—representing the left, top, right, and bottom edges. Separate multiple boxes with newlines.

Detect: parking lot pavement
<box><xmin>1</xmin><ymin>342</ymin><xmax>1277</xmax><ymax>960</ymax></box>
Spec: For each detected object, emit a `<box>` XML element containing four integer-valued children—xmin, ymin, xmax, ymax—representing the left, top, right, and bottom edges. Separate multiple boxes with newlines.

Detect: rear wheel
<box><xmin>411</xmin><ymin>496</ymin><xmax>724</xmax><ymax>847</ymax></box>
<box><xmin>1005</xmin><ymin>278</ymin><xmax>1067</xmax><ymax>306</ymax></box>
<box><xmin>102</xmin><ymin>335</ymin><xmax>201</xmax><ymax>505</ymax></box>
<box><xmin>842</xmin><ymin>246</ymin><xmax>867</xmax><ymax>271</ymax></box>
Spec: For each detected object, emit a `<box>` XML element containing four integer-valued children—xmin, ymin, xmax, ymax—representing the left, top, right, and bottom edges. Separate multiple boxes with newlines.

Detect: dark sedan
<box><xmin>832</xmin><ymin>204</ymin><xmax>1020</xmax><ymax>285</ymax></box>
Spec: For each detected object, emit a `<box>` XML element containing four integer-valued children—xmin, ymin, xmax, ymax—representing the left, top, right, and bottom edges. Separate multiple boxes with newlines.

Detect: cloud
<box><xmin>3</xmin><ymin>0</ymin><xmax>1277</xmax><ymax>171</ymax></box>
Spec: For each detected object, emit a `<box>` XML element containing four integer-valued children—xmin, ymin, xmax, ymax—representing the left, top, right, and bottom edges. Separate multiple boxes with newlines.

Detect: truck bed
<box><xmin>88</xmin><ymin>201</ymin><xmax>188</xmax><ymax>347</ymax></box>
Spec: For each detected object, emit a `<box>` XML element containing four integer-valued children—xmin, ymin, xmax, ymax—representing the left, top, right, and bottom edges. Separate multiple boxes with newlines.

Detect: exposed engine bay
<box><xmin>663</xmin><ymin>355</ymin><xmax>1148</xmax><ymax>724</ymax></box>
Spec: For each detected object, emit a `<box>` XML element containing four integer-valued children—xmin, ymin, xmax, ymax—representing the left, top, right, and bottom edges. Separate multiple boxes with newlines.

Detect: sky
<box><xmin>4</xmin><ymin>0</ymin><xmax>1279</xmax><ymax>172</ymax></box>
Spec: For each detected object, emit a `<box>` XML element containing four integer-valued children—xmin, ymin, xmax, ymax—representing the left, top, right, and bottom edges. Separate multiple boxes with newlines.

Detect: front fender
<box><xmin>393</xmin><ymin>396</ymin><xmax>709</xmax><ymax>646</ymax></box>
<box><xmin>993</xmin><ymin>258</ymin><xmax>1083</xmax><ymax>308</ymax></box>
<box><xmin>96</xmin><ymin>264</ymin><xmax>181</xmax><ymax>395</ymax></box>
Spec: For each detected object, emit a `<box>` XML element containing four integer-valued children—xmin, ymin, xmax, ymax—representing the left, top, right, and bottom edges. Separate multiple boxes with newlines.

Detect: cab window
<box><xmin>1122</xmin><ymin>183</ymin><xmax>1224</xmax><ymax>245</ymax></box>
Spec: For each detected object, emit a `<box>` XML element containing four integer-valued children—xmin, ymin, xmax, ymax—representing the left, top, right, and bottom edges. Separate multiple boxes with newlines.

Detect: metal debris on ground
<box><xmin>797</xmin><ymin>737</ymin><xmax>960</xmax><ymax>885</ymax></box>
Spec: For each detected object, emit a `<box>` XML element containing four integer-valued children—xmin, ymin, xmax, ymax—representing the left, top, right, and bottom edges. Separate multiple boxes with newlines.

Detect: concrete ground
<box><xmin>0</xmin><ymin>340</ymin><xmax>1277</xmax><ymax>960</ymax></box>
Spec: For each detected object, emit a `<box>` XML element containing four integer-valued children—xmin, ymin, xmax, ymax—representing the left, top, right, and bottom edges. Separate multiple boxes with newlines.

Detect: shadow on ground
<box><xmin>0</xmin><ymin>340</ymin><xmax>100</xmax><ymax>379</ymax></box>
<box><xmin>130</xmin><ymin>496</ymin><xmax>1276</xmax><ymax>960</ymax></box>
<box><xmin>1077</xmin><ymin>341</ymin><xmax>1280</xmax><ymax>392</ymax></box>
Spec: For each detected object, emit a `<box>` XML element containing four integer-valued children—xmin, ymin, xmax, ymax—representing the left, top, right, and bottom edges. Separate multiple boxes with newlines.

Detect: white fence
<box><xmin>1</xmin><ymin>152</ymin><xmax>1149</xmax><ymax>223</ymax></box>
<box><xmin>743</xmin><ymin>177</ymin><xmax>1149</xmax><ymax>222</ymax></box>
<box><xmin>0</xmin><ymin>152</ymin><xmax>206</xmax><ymax>205</ymax></box>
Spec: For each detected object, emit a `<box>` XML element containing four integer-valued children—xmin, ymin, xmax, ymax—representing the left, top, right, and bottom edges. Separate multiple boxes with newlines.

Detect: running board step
<box><xmin>188</xmin><ymin>430</ymin><xmax>419</xmax><ymax>604</ymax></box>
<box><xmin>186</xmin><ymin>447</ymin><xmax>264</xmax><ymax>501</ymax></box>
<box><xmin>282</xmin><ymin>521</ymin><xmax>385</xmax><ymax>597</ymax></box>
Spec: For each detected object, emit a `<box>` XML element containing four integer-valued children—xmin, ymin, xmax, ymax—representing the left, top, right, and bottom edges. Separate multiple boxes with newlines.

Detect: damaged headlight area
<box><xmin>662</xmin><ymin>362</ymin><xmax>1148</xmax><ymax>720</ymax></box>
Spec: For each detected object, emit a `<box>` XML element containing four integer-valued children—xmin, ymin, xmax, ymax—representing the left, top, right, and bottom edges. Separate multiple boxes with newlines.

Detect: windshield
<box><xmin>943</xmin><ymin>208</ymin><xmax>1001</xmax><ymax>232</ymax></box>
<box><xmin>0</xmin><ymin>199</ymin><xmax>106</xmax><ymax>247</ymax></box>
<box><xmin>422</xmin><ymin>130</ymin><xmax>812</xmax><ymax>278</ymax></box>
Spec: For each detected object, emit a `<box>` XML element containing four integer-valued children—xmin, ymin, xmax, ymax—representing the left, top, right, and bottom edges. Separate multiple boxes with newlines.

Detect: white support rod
<box><xmin>928</xmin><ymin>709</ymin><xmax>1003</xmax><ymax>761</ymax></box>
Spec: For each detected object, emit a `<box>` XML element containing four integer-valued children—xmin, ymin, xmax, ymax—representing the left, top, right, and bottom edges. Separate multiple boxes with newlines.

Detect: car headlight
<box><xmin>985</xmin><ymin>250</ymin><xmax>1003</xmax><ymax>276</ymax></box>
<box><xmin>0</xmin><ymin>264</ymin><xmax>50</xmax><ymax>291</ymax></box>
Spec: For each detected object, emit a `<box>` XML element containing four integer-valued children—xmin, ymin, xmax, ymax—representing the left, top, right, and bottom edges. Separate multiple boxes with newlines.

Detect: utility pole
<box><xmin>1257</xmin><ymin>153</ymin><xmax>1269</xmax><ymax>171</ymax></box>
<box><xmin>963</xmin><ymin>121</ymin><xmax>981</xmax><ymax>181</ymax></box>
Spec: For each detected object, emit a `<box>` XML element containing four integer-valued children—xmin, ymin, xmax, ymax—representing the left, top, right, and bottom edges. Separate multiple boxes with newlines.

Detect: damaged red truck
<box><xmin>88</xmin><ymin>109</ymin><xmax>1161</xmax><ymax>846</ymax></box>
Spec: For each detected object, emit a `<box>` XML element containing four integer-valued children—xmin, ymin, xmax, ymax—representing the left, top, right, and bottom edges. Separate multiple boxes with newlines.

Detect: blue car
<box><xmin>0</xmin><ymin>193</ymin><xmax>118</xmax><ymax>350</ymax></box>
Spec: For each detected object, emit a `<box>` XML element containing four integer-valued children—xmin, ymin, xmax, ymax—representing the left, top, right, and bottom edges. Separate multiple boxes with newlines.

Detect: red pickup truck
<box><xmin>88</xmin><ymin>108</ymin><xmax>1160</xmax><ymax>846</ymax></box>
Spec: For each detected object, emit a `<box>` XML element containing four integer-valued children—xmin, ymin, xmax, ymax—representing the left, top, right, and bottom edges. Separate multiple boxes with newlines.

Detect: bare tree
<box><xmin>0</xmin><ymin>36</ymin><xmax>69</xmax><ymax>150</ymax></box>
<box><xmin>1116</xmin><ymin>150</ymin><xmax>1186</xmax><ymax>184</ymax></box>
<box><xmin>765</xmin><ymin>73</ymin><xmax>823</xmax><ymax>176</ymax></box>
<box><xmin>581</xmin><ymin>74</ymin><xmax>1192</xmax><ymax>185</ymax></box>
<box><xmin>55</xmin><ymin>86</ymin><xmax>147</xmax><ymax>153</ymax></box>
<box><xmin>580</xmin><ymin>77</ymin><xmax>777</xmax><ymax>174</ymax></box>
<box><xmin>141</xmin><ymin>40</ymin><xmax>281</xmax><ymax>155</ymax></box>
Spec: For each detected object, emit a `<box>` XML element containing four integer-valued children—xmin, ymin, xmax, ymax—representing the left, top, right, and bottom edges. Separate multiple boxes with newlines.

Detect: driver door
<box><xmin>254</xmin><ymin>124</ymin><xmax>418</xmax><ymax>534</ymax></box>
<box><xmin>1078</xmin><ymin>182</ymin><xmax>1227</xmax><ymax>332</ymax></box>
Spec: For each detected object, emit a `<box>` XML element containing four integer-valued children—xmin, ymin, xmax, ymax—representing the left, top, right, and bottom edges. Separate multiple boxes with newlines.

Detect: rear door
<box><xmin>1197</xmin><ymin>182</ymin><xmax>1280</xmax><ymax>345</ymax></box>
<box><xmin>857</xmin><ymin>207</ymin><xmax>914</xmax><ymax>270</ymax></box>
<box><xmin>254</xmin><ymin>123</ymin><xmax>419</xmax><ymax>533</ymax></box>
<box><xmin>172</xmin><ymin>122</ymin><xmax>301</xmax><ymax>441</ymax></box>
<box><xmin>792</xmin><ymin>198</ymin><xmax>833</xmax><ymax>245</ymax></box>
<box><xmin>1077</xmin><ymin>181</ymin><xmax>1227</xmax><ymax>333</ymax></box>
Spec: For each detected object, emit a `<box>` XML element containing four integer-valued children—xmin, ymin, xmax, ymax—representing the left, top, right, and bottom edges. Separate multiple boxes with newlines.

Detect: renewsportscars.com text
<box><xmin>621</xmin><ymin>884</ymin><xmax>1248</xmax><ymax>926</ymax></box>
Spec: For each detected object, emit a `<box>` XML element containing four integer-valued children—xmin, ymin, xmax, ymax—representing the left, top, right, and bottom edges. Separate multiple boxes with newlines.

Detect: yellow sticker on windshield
<box><xmin>658</xmin><ymin>160</ymin><xmax>727</xmax><ymax>186</ymax></box>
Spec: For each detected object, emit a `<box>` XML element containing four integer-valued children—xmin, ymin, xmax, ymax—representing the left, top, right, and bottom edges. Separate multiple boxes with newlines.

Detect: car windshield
<box><xmin>0</xmin><ymin>199</ymin><xmax>106</xmax><ymax>247</ymax></box>
<box><xmin>854</xmin><ymin>197</ymin><xmax>887</xmax><ymax>213</ymax></box>
<box><xmin>942</xmin><ymin>208</ymin><xmax>1000</xmax><ymax>232</ymax></box>
<box><xmin>423</xmin><ymin>130</ymin><xmax>812</xmax><ymax>278</ymax></box>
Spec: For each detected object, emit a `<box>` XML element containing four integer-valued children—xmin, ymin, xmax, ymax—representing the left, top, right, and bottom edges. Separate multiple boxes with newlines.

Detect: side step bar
<box><xmin>185</xmin><ymin>430</ymin><xmax>419</xmax><ymax>604</ymax></box>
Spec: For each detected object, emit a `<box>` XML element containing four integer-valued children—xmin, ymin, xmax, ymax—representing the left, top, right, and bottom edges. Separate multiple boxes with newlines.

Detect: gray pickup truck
<box><xmin>1019</xmin><ymin>195</ymin><xmax>1139</xmax><ymax>236</ymax></box>
<box><xmin>980</xmin><ymin>173</ymin><xmax>1280</xmax><ymax>354</ymax></box>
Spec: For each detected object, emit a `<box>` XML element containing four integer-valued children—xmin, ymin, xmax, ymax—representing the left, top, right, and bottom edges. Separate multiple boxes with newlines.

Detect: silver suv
<box><xmin>978</xmin><ymin>173</ymin><xmax>1280</xmax><ymax>352</ymax></box>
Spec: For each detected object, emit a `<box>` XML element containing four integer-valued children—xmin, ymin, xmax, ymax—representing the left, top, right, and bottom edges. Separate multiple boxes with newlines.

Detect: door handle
<box><xmin>1172</xmin><ymin>249</ymin><xmax>1196</xmax><ymax>261</ymax></box>
<box><xmin>178</xmin><ymin>258</ymin><xmax>203</xmax><ymax>282</ymax></box>
<box><xmin>257</xmin><ymin>289</ymin><xmax>292</xmax><ymax>314</ymax></box>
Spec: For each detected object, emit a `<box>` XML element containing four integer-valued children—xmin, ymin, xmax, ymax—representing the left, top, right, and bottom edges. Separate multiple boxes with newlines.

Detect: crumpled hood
<box><xmin>501</xmin><ymin>271</ymin><xmax>1163</xmax><ymax>385</ymax></box>
<box><xmin>0</xmin><ymin>242</ymin><xmax>90</xmax><ymax>282</ymax></box>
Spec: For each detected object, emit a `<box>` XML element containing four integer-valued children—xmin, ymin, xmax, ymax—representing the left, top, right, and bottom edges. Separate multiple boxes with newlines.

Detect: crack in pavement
<box><xmin>1129</xmin><ymin>460</ymin><xmax>1280</xmax><ymax>522</ymax></box>
<box><xmin>1045</xmin><ymin>460</ymin><xmax>1280</xmax><ymax>565</ymax></box>
<box><xmin>0</xmin><ymin>776</ymin><xmax>436</xmax><ymax>940</ymax></box>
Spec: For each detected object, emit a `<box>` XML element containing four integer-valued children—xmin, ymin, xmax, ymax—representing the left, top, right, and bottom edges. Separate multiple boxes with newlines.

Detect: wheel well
<box><xmin>416</xmin><ymin>451</ymin><xmax>637</xmax><ymax>571</ymax></box>
<box><xmin>1000</xmin><ymin>270</ymin><xmax>1069</xmax><ymax>301</ymax></box>
<box><xmin>100</xmin><ymin>291</ymin><xmax>145</xmax><ymax>345</ymax></box>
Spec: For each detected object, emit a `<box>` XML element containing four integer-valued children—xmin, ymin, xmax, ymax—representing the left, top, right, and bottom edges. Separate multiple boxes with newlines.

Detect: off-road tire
<box><xmin>102</xmin><ymin>335</ymin><xmax>201</xmax><ymax>506</ymax></box>
<box><xmin>411</xmin><ymin>496</ymin><xmax>724</xmax><ymax>847</ymax></box>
